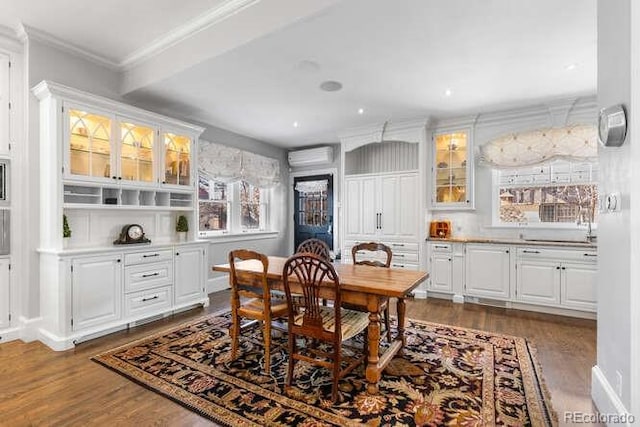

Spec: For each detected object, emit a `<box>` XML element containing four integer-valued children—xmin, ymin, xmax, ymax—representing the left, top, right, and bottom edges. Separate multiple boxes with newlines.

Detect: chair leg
<box><xmin>331</xmin><ymin>350</ymin><xmax>340</xmax><ymax>403</ymax></box>
<box><xmin>384</xmin><ymin>304</ymin><xmax>392</xmax><ymax>342</ymax></box>
<box><xmin>287</xmin><ymin>334</ymin><xmax>296</xmax><ymax>388</ymax></box>
<box><xmin>264</xmin><ymin>319</ymin><xmax>272</xmax><ymax>375</ymax></box>
<box><xmin>230</xmin><ymin>311</ymin><xmax>240</xmax><ymax>360</ymax></box>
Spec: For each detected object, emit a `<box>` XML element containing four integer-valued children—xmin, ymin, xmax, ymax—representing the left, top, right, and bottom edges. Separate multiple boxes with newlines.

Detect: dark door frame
<box><xmin>289</xmin><ymin>168</ymin><xmax>338</xmax><ymax>255</ymax></box>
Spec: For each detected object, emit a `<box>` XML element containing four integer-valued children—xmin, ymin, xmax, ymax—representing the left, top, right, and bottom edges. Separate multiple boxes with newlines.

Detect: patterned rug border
<box><xmin>92</xmin><ymin>310</ymin><xmax>558</xmax><ymax>426</ymax></box>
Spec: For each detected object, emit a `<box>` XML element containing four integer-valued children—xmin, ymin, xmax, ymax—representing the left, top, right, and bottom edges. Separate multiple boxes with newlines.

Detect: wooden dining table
<box><xmin>212</xmin><ymin>256</ymin><xmax>429</xmax><ymax>394</ymax></box>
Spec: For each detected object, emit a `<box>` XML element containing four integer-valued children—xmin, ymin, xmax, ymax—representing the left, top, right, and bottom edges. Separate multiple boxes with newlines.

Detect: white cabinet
<box><xmin>465</xmin><ymin>244</ymin><xmax>510</xmax><ymax>300</ymax></box>
<box><xmin>428</xmin><ymin>243</ymin><xmax>453</xmax><ymax>292</ymax></box>
<box><xmin>515</xmin><ymin>247</ymin><xmax>597</xmax><ymax>312</ymax></box>
<box><xmin>0</xmin><ymin>258</ymin><xmax>9</xmax><ymax>330</ymax></box>
<box><xmin>72</xmin><ymin>254</ymin><xmax>122</xmax><ymax>331</ymax></box>
<box><xmin>344</xmin><ymin>172</ymin><xmax>419</xmax><ymax>241</ymax></box>
<box><xmin>516</xmin><ymin>258</ymin><xmax>560</xmax><ymax>305</ymax></box>
<box><xmin>431</xmin><ymin>128</ymin><xmax>474</xmax><ymax>210</ymax></box>
<box><xmin>561</xmin><ymin>262</ymin><xmax>597</xmax><ymax>311</ymax></box>
<box><xmin>174</xmin><ymin>245</ymin><xmax>206</xmax><ymax>306</ymax></box>
<box><xmin>0</xmin><ymin>52</ymin><xmax>10</xmax><ymax>156</ymax></box>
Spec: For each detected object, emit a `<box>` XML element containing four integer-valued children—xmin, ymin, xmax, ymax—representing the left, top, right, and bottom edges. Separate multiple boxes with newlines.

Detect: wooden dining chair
<box><xmin>346</xmin><ymin>242</ymin><xmax>393</xmax><ymax>341</ymax></box>
<box><xmin>296</xmin><ymin>238</ymin><xmax>331</xmax><ymax>261</ymax></box>
<box><xmin>282</xmin><ymin>253</ymin><xmax>369</xmax><ymax>403</ymax></box>
<box><xmin>228</xmin><ymin>249</ymin><xmax>288</xmax><ymax>375</ymax></box>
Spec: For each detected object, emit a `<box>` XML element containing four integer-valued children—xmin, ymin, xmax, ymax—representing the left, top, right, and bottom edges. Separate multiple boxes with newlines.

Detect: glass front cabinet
<box><xmin>431</xmin><ymin>128</ymin><xmax>474</xmax><ymax>209</ymax></box>
<box><xmin>64</xmin><ymin>104</ymin><xmax>194</xmax><ymax>189</ymax></box>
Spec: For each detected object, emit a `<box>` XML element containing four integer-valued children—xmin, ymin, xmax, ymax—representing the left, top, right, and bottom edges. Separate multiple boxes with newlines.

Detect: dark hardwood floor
<box><xmin>1</xmin><ymin>292</ymin><xmax>597</xmax><ymax>426</ymax></box>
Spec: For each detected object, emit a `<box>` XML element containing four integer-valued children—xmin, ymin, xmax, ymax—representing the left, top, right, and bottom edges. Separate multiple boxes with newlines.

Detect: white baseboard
<box><xmin>0</xmin><ymin>326</ymin><xmax>21</xmax><ymax>343</ymax></box>
<box><xmin>19</xmin><ymin>316</ymin><xmax>42</xmax><ymax>342</ymax></box>
<box><xmin>413</xmin><ymin>289</ymin><xmax>427</xmax><ymax>299</ymax></box>
<box><xmin>591</xmin><ymin>365</ymin><xmax>634</xmax><ymax>426</ymax></box>
<box><xmin>452</xmin><ymin>294</ymin><xmax>465</xmax><ymax>304</ymax></box>
<box><xmin>207</xmin><ymin>276</ymin><xmax>228</xmax><ymax>294</ymax></box>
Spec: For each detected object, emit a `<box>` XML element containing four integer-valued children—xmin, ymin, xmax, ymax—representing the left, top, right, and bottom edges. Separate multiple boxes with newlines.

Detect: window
<box><xmin>494</xmin><ymin>160</ymin><xmax>598</xmax><ymax>227</ymax></box>
<box><xmin>199</xmin><ymin>177</ymin><xmax>268</xmax><ymax>236</ymax></box>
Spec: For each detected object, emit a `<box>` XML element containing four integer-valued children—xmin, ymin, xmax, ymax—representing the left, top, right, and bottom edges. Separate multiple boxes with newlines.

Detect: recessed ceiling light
<box><xmin>320</xmin><ymin>81</ymin><xmax>343</xmax><ymax>92</ymax></box>
<box><xmin>293</xmin><ymin>121</ymin><xmax>299</xmax><ymax>128</ymax></box>
<box><xmin>565</xmin><ymin>63</ymin><xmax>577</xmax><ymax>71</ymax></box>
<box><xmin>358</xmin><ymin>108</ymin><xmax>365</xmax><ymax>115</ymax></box>
<box><xmin>444</xmin><ymin>89</ymin><xmax>452</xmax><ymax>97</ymax></box>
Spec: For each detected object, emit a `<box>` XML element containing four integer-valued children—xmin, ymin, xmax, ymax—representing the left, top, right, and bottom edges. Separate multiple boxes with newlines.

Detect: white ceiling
<box><xmin>1</xmin><ymin>0</ymin><xmax>597</xmax><ymax>148</ymax></box>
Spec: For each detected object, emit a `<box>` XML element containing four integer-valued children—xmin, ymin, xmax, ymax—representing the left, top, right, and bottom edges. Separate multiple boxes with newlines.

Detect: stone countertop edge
<box><xmin>425</xmin><ymin>237</ymin><xmax>597</xmax><ymax>249</ymax></box>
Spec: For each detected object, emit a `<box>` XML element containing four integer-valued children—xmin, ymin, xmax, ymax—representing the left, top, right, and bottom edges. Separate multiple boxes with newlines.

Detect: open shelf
<box><xmin>63</xmin><ymin>183</ymin><xmax>193</xmax><ymax>209</ymax></box>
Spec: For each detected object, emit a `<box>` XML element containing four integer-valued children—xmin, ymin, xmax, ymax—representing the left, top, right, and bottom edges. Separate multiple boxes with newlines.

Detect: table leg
<box><xmin>365</xmin><ymin>310</ymin><xmax>381</xmax><ymax>395</ymax></box>
<box><xmin>397</xmin><ymin>297</ymin><xmax>407</xmax><ymax>352</ymax></box>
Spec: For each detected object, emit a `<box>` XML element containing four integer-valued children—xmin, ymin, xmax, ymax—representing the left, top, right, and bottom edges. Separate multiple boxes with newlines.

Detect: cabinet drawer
<box><xmin>516</xmin><ymin>247</ymin><xmax>597</xmax><ymax>262</ymax></box>
<box><xmin>390</xmin><ymin>261</ymin><xmax>419</xmax><ymax>270</ymax></box>
<box><xmin>392</xmin><ymin>252</ymin><xmax>419</xmax><ymax>263</ymax></box>
<box><xmin>429</xmin><ymin>242</ymin><xmax>452</xmax><ymax>253</ymax></box>
<box><xmin>125</xmin><ymin>261</ymin><xmax>173</xmax><ymax>293</ymax></box>
<box><xmin>124</xmin><ymin>286</ymin><xmax>173</xmax><ymax>318</ymax></box>
<box><xmin>125</xmin><ymin>249</ymin><xmax>173</xmax><ymax>266</ymax></box>
<box><xmin>384</xmin><ymin>241</ymin><xmax>419</xmax><ymax>252</ymax></box>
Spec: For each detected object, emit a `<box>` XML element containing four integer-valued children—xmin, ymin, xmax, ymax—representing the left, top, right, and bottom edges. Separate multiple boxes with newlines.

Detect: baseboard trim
<box><xmin>207</xmin><ymin>276</ymin><xmax>228</xmax><ymax>294</ymax></box>
<box><xmin>0</xmin><ymin>326</ymin><xmax>21</xmax><ymax>343</ymax></box>
<box><xmin>591</xmin><ymin>365</ymin><xmax>634</xmax><ymax>426</ymax></box>
<box><xmin>19</xmin><ymin>316</ymin><xmax>42</xmax><ymax>342</ymax></box>
<box><xmin>413</xmin><ymin>289</ymin><xmax>427</xmax><ymax>299</ymax></box>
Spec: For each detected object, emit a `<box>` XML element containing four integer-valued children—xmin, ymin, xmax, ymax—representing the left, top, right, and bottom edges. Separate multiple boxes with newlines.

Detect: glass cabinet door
<box><xmin>433</xmin><ymin>130</ymin><xmax>471</xmax><ymax>207</ymax></box>
<box><xmin>120</xmin><ymin>121</ymin><xmax>155</xmax><ymax>184</ymax></box>
<box><xmin>163</xmin><ymin>132</ymin><xmax>191</xmax><ymax>186</ymax></box>
<box><xmin>68</xmin><ymin>109</ymin><xmax>112</xmax><ymax>180</ymax></box>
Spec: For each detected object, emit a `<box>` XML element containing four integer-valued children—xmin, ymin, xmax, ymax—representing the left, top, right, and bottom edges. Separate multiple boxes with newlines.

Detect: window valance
<box><xmin>295</xmin><ymin>179</ymin><xmax>328</xmax><ymax>194</ymax></box>
<box><xmin>478</xmin><ymin>124</ymin><xmax>597</xmax><ymax>169</ymax></box>
<box><xmin>198</xmin><ymin>140</ymin><xmax>280</xmax><ymax>188</ymax></box>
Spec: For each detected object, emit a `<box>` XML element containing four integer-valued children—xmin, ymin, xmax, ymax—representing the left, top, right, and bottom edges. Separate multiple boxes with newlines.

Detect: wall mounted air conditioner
<box><xmin>288</xmin><ymin>146</ymin><xmax>333</xmax><ymax>168</ymax></box>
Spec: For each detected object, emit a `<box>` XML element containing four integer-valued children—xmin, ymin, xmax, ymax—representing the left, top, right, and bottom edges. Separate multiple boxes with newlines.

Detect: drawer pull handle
<box><xmin>142</xmin><ymin>272</ymin><xmax>160</xmax><ymax>278</ymax></box>
<box><xmin>434</xmin><ymin>245</ymin><xmax>449</xmax><ymax>249</ymax></box>
<box><xmin>143</xmin><ymin>254</ymin><xmax>160</xmax><ymax>258</ymax></box>
<box><xmin>142</xmin><ymin>295</ymin><xmax>159</xmax><ymax>302</ymax></box>
<box><xmin>393</xmin><ymin>264</ymin><xmax>405</xmax><ymax>268</ymax></box>
<box><xmin>583</xmin><ymin>253</ymin><xmax>597</xmax><ymax>257</ymax></box>
<box><xmin>392</xmin><ymin>243</ymin><xmax>405</xmax><ymax>247</ymax></box>
<box><xmin>395</xmin><ymin>254</ymin><xmax>405</xmax><ymax>258</ymax></box>
<box><xmin>523</xmin><ymin>250</ymin><xmax>540</xmax><ymax>254</ymax></box>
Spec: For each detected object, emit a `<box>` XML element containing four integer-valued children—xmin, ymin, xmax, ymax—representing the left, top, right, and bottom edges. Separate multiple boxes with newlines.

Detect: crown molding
<box><xmin>339</xmin><ymin>117</ymin><xmax>430</xmax><ymax>152</ymax></box>
<box><xmin>0</xmin><ymin>25</ymin><xmax>24</xmax><ymax>52</ymax></box>
<box><xmin>120</xmin><ymin>0</ymin><xmax>261</xmax><ymax>70</ymax></box>
<box><xmin>32</xmin><ymin>80</ymin><xmax>205</xmax><ymax>135</ymax></box>
<box><xmin>22</xmin><ymin>25</ymin><xmax>120</xmax><ymax>70</ymax></box>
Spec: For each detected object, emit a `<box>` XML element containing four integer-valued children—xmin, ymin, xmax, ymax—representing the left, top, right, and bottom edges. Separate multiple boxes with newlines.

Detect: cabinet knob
<box><xmin>118</xmin><ymin>177</ymin><xmax>122</xmax><ymax>180</ymax></box>
<box><xmin>556</xmin><ymin>266</ymin><xmax>560</xmax><ymax>270</ymax></box>
<box><xmin>117</xmin><ymin>259</ymin><xmax>121</xmax><ymax>263</ymax></box>
<box><xmin>448</xmin><ymin>258</ymin><xmax>451</xmax><ymax>261</ymax></box>
<box><xmin>176</xmin><ymin>252</ymin><xmax>180</xmax><ymax>256</ymax></box>
<box><xmin>505</xmin><ymin>250</ymin><xmax>509</xmax><ymax>254</ymax></box>
<box><xmin>561</xmin><ymin>266</ymin><xmax>566</xmax><ymax>270</ymax></box>
<box><xmin>112</xmin><ymin>176</ymin><xmax>117</xmax><ymax>180</ymax></box>
<box><xmin>163</xmin><ymin>181</ymin><xmax>166</xmax><ymax>184</ymax></box>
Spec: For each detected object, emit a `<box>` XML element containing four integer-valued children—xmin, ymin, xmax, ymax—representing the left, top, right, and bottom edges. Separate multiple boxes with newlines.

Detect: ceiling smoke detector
<box><xmin>320</xmin><ymin>81</ymin><xmax>343</xmax><ymax>92</ymax></box>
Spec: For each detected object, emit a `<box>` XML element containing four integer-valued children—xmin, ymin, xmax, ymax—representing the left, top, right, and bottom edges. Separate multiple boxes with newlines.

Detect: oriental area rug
<box><xmin>93</xmin><ymin>312</ymin><xmax>557</xmax><ymax>426</ymax></box>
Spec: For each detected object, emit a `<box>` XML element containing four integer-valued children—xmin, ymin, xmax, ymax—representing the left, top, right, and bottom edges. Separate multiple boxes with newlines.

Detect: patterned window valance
<box><xmin>295</xmin><ymin>180</ymin><xmax>328</xmax><ymax>194</ymax></box>
<box><xmin>198</xmin><ymin>140</ymin><xmax>280</xmax><ymax>188</ymax></box>
<box><xmin>478</xmin><ymin>124</ymin><xmax>598</xmax><ymax>169</ymax></box>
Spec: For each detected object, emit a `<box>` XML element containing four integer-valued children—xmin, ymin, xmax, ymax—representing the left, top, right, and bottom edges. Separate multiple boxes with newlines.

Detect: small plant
<box><xmin>63</xmin><ymin>214</ymin><xmax>71</xmax><ymax>238</ymax></box>
<box><xmin>176</xmin><ymin>215</ymin><xmax>189</xmax><ymax>232</ymax></box>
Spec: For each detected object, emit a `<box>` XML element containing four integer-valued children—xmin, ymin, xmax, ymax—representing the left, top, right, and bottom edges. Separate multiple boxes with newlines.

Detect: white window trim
<box><xmin>491</xmin><ymin>169</ymin><xmax>599</xmax><ymax>230</ymax></box>
<box><xmin>198</xmin><ymin>179</ymin><xmax>274</xmax><ymax>238</ymax></box>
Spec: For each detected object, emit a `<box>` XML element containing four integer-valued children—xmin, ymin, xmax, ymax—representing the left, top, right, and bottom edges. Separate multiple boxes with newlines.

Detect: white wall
<box><xmin>592</xmin><ymin>0</ymin><xmax>636</xmax><ymax>416</ymax></box>
<box><xmin>429</xmin><ymin>97</ymin><xmax>597</xmax><ymax>243</ymax></box>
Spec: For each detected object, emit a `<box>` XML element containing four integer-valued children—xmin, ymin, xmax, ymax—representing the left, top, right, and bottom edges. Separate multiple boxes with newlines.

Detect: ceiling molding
<box><xmin>120</xmin><ymin>0</ymin><xmax>261</xmax><ymax>70</ymax></box>
<box><xmin>0</xmin><ymin>25</ymin><xmax>24</xmax><ymax>52</ymax></box>
<box><xmin>22</xmin><ymin>25</ymin><xmax>120</xmax><ymax>70</ymax></box>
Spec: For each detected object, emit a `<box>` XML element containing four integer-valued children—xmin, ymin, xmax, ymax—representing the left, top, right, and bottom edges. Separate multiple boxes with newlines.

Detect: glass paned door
<box><xmin>68</xmin><ymin>109</ymin><xmax>112</xmax><ymax>179</ymax></box>
<box><xmin>120</xmin><ymin>122</ymin><xmax>155</xmax><ymax>183</ymax></box>
<box><xmin>293</xmin><ymin>175</ymin><xmax>333</xmax><ymax>250</ymax></box>
<box><xmin>163</xmin><ymin>133</ymin><xmax>191</xmax><ymax>186</ymax></box>
<box><xmin>434</xmin><ymin>131</ymin><xmax>468</xmax><ymax>204</ymax></box>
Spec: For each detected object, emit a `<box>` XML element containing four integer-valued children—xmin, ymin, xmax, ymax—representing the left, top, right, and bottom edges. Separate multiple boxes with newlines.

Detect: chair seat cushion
<box><xmin>240</xmin><ymin>298</ymin><xmax>288</xmax><ymax>318</ymax></box>
<box><xmin>294</xmin><ymin>306</ymin><xmax>369</xmax><ymax>341</ymax></box>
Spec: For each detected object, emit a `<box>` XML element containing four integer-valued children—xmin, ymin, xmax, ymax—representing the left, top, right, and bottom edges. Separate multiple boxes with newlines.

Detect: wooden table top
<box><xmin>213</xmin><ymin>256</ymin><xmax>429</xmax><ymax>298</ymax></box>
